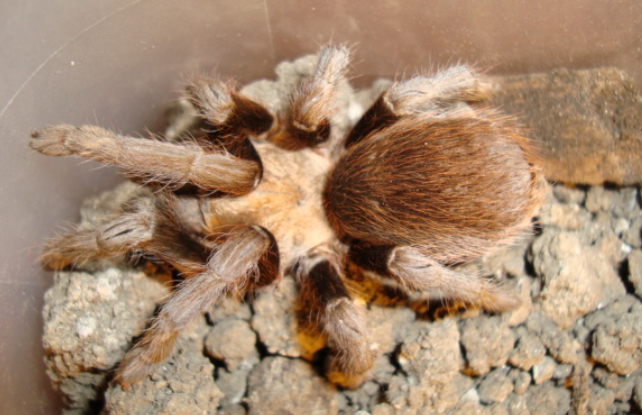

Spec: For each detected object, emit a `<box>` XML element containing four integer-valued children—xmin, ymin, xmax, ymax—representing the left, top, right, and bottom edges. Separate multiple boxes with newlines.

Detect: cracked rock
<box><xmin>103</xmin><ymin>331</ymin><xmax>223</xmax><ymax>415</ymax></box>
<box><xmin>247</xmin><ymin>357</ymin><xmax>337</xmax><ymax>415</ymax></box>
<box><xmin>43</xmin><ymin>268</ymin><xmax>167</xmax><ymax>410</ymax></box>
<box><xmin>460</xmin><ymin>315</ymin><xmax>515</xmax><ymax>376</ymax></box>
<box><xmin>589</xmin><ymin>295</ymin><xmax>642</xmax><ymax>375</ymax></box>
<box><xmin>531</xmin><ymin>228</ymin><xmax>626</xmax><ymax>329</ymax></box>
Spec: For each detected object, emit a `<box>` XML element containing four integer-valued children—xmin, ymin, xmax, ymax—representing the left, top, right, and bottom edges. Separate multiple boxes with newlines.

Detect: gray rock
<box><xmin>42</xmin><ymin>268</ymin><xmax>167</xmax><ymax>409</ymax></box>
<box><xmin>504</xmin><ymin>393</ymin><xmax>530</xmax><ymax>415</ymax></box>
<box><xmin>392</xmin><ymin>319</ymin><xmax>462</xmax><ymax>413</ymax></box>
<box><xmin>460</xmin><ymin>315</ymin><xmax>515</xmax><ymax>376</ymax></box>
<box><xmin>508</xmin><ymin>329</ymin><xmax>546</xmax><ymax>371</ymax></box>
<box><xmin>623</xmin><ymin>217</ymin><xmax>642</xmax><ymax>248</ymax></box>
<box><xmin>247</xmin><ymin>357</ymin><xmax>337</xmax><ymax>415</ymax></box>
<box><xmin>628</xmin><ymin>249</ymin><xmax>642</xmax><ymax>298</ymax></box>
<box><xmin>510</xmin><ymin>369</ymin><xmax>532</xmax><ymax>394</ymax></box>
<box><xmin>552</xmin><ymin>364</ymin><xmax>573</xmax><ymax>382</ymax></box>
<box><xmin>592</xmin><ymin>366</ymin><xmax>634</xmax><ymax>402</ymax></box>
<box><xmin>539</xmin><ymin>196</ymin><xmax>591</xmax><ymax>230</ymax></box>
<box><xmin>590</xmin><ymin>296</ymin><xmax>642</xmax><ymax>375</ymax></box>
<box><xmin>369</xmin><ymin>354</ymin><xmax>396</xmax><ymax>385</ymax></box>
<box><xmin>205</xmin><ymin>319</ymin><xmax>259</xmax><ymax>371</ymax></box>
<box><xmin>552</xmin><ymin>184</ymin><xmax>586</xmax><ymax>205</ymax></box>
<box><xmin>531</xmin><ymin>228</ymin><xmax>626</xmax><ymax>328</ymax></box>
<box><xmin>208</xmin><ymin>295</ymin><xmax>252</xmax><ymax>322</ymax></box>
<box><xmin>478</xmin><ymin>367</ymin><xmax>514</xmax><ymax>404</ymax></box>
<box><xmin>368</xmin><ymin>305</ymin><xmax>416</xmax><ymax>355</ymax></box>
<box><xmin>525</xmin><ymin>382</ymin><xmax>571</xmax><ymax>415</ymax></box>
<box><xmin>585</xmin><ymin>384</ymin><xmax>615</xmax><ymax>415</ymax></box>
<box><xmin>217</xmin><ymin>404</ymin><xmax>247</xmax><ymax>415</ymax></box>
<box><xmin>525</xmin><ymin>312</ymin><xmax>578</xmax><ymax>364</ymax></box>
<box><xmin>103</xmin><ymin>333</ymin><xmax>223</xmax><ymax>415</ymax></box>
<box><xmin>216</xmin><ymin>367</ymin><xmax>251</xmax><ymax>406</ymax></box>
<box><xmin>371</xmin><ymin>403</ymin><xmax>395</xmax><ymax>415</ymax></box>
<box><xmin>251</xmin><ymin>276</ymin><xmax>302</xmax><ymax>358</ymax></box>
<box><xmin>532</xmin><ymin>356</ymin><xmax>556</xmax><ymax>385</ymax></box>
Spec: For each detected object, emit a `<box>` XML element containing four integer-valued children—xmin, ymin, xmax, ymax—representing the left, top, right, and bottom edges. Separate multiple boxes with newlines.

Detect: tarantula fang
<box><xmin>30</xmin><ymin>46</ymin><xmax>543</xmax><ymax>388</ymax></box>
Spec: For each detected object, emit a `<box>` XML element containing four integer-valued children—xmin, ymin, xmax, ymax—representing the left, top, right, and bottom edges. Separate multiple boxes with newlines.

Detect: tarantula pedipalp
<box><xmin>30</xmin><ymin>46</ymin><xmax>543</xmax><ymax>388</ymax></box>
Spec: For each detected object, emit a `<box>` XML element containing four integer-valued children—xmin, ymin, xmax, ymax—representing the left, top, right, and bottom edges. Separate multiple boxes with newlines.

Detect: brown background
<box><xmin>1</xmin><ymin>1</ymin><xmax>640</xmax><ymax>413</ymax></box>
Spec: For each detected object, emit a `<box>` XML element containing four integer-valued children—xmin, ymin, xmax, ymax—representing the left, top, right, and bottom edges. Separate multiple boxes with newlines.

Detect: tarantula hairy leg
<box><xmin>116</xmin><ymin>226</ymin><xmax>274</xmax><ymax>388</ymax></box>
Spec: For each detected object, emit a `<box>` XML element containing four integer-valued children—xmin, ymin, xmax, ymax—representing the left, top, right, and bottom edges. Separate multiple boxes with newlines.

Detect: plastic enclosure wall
<box><xmin>1</xmin><ymin>1</ymin><xmax>640</xmax><ymax>414</ymax></box>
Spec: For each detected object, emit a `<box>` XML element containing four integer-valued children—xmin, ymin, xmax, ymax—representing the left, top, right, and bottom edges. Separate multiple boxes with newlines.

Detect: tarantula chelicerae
<box><xmin>30</xmin><ymin>46</ymin><xmax>543</xmax><ymax>388</ymax></box>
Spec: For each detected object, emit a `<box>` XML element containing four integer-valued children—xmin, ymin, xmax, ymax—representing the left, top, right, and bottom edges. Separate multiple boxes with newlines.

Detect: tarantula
<box><xmin>30</xmin><ymin>46</ymin><xmax>543</xmax><ymax>388</ymax></box>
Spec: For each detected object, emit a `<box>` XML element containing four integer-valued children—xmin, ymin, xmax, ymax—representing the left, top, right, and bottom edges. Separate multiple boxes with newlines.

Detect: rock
<box><xmin>552</xmin><ymin>184</ymin><xmax>586</xmax><ymax>205</ymax></box>
<box><xmin>510</xmin><ymin>369</ymin><xmax>532</xmax><ymax>394</ymax></box>
<box><xmin>42</xmin><ymin>268</ymin><xmax>167</xmax><ymax>409</ymax></box>
<box><xmin>489</xmin><ymin>68</ymin><xmax>642</xmax><ymax>185</ymax></box>
<box><xmin>585</xmin><ymin>384</ymin><xmax>615</xmax><ymax>415</ymax></box>
<box><xmin>538</xmin><ymin>187</ymin><xmax>591</xmax><ymax>230</ymax></box>
<box><xmin>628</xmin><ymin>250</ymin><xmax>642</xmax><ymax>298</ymax></box>
<box><xmin>367</xmin><ymin>305</ymin><xmax>416</xmax><ymax>355</ymax></box>
<box><xmin>552</xmin><ymin>364</ymin><xmax>573</xmax><ymax>382</ymax></box>
<box><xmin>371</xmin><ymin>403</ymin><xmax>395</xmax><ymax>415</ymax></box>
<box><xmin>504</xmin><ymin>393</ymin><xmax>530</xmax><ymax>415</ymax></box>
<box><xmin>508</xmin><ymin>328</ymin><xmax>546</xmax><ymax>371</ymax></box>
<box><xmin>459</xmin><ymin>315</ymin><xmax>515</xmax><ymax>376</ymax></box>
<box><xmin>246</xmin><ymin>357</ymin><xmax>338</xmax><ymax>415</ymax></box>
<box><xmin>591</xmin><ymin>366</ymin><xmax>635</xmax><ymax>402</ymax></box>
<box><xmin>251</xmin><ymin>276</ymin><xmax>301</xmax><ymax>358</ymax></box>
<box><xmin>532</xmin><ymin>356</ymin><xmax>556</xmax><ymax>385</ymax></box>
<box><xmin>531</xmin><ymin>228</ymin><xmax>626</xmax><ymax>328</ymax></box>
<box><xmin>208</xmin><ymin>295</ymin><xmax>252</xmax><ymax>322</ymax></box>
<box><xmin>590</xmin><ymin>296</ymin><xmax>642</xmax><ymax>375</ymax></box>
<box><xmin>477</xmin><ymin>367</ymin><xmax>514</xmax><ymax>404</ymax></box>
<box><xmin>369</xmin><ymin>354</ymin><xmax>396</xmax><ymax>385</ymax></box>
<box><xmin>205</xmin><ymin>319</ymin><xmax>259</xmax><ymax>371</ymax></box>
<box><xmin>389</xmin><ymin>319</ymin><xmax>462</xmax><ymax>413</ymax></box>
<box><xmin>103</xmin><ymin>333</ymin><xmax>223</xmax><ymax>415</ymax></box>
<box><xmin>585</xmin><ymin>186</ymin><xmax>640</xmax><ymax>219</ymax></box>
<box><xmin>506</xmin><ymin>277</ymin><xmax>532</xmax><ymax>327</ymax></box>
<box><xmin>623</xmin><ymin>217</ymin><xmax>642</xmax><ymax>248</ymax></box>
<box><xmin>525</xmin><ymin>382</ymin><xmax>571</xmax><ymax>415</ymax></box>
<box><xmin>217</xmin><ymin>404</ymin><xmax>247</xmax><ymax>415</ymax></box>
<box><xmin>525</xmin><ymin>312</ymin><xmax>578</xmax><ymax>364</ymax></box>
<box><xmin>216</xmin><ymin>367</ymin><xmax>252</xmax><ymax>406</ymax></box>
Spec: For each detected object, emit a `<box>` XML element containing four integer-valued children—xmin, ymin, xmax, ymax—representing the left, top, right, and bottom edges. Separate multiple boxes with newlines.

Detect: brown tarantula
<box><xmin>30</xmin><ymin>46</ymin><xmax>543</xmax><ymax>388</ymax></box>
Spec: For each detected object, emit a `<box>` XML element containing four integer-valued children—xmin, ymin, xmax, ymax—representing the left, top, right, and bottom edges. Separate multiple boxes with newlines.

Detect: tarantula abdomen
<box><xmin>325</xmin><ymin>114</ymin><xmax>541</xmax><ymax>265</ymax></box>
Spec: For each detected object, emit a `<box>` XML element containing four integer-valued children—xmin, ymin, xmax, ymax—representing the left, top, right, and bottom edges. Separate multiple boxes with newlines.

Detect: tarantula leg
<box><xmin>272</xmin><ymin>45</ymin><xmax>351</xmax><ymax>149</ymax></box>
<box><xmin>185</xmin><ymin>77</ymin><xmax>273</xmax><ymax>135</ymax></box>
<box><xmin>40</xmin><ymin>199</ymin><xmax>154</xmax><ymax>270</ymax></box>
<box><xmin>298</xmin><ymin>256</ymin><xmax>375</xmax><ymax>388</ymax></box>
<box><xmin>346</xmin><ymin>65</ymin><xmax>492</xmax><ymax>148</ymax></box>
<box><xmin>115</xmin><ymin>225</ymin><xmax>274</xmax><ymax>388</ymax></box>
<box><xmin>386</xmin><ymin>246</ymin><xmax>520</xmax><ymax>313</ymax></box>
<box><xmin>30</xmin><ymin>125</ymin><xmax>260</xmax><ymax>194</ymax></box>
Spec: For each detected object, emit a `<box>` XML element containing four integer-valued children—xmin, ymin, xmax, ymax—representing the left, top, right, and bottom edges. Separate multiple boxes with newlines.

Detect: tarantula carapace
<box><xmin>30</xmin><ymin>46</ymin><xmax>543</xmax><ymax>388</ymax></box>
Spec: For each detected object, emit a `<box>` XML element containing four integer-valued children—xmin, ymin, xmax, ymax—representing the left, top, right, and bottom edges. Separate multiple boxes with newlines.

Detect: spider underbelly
<box><xmin>205</xmin><ymin>142</ymin><xmax>337</xmax><ymax>269</ymax></box>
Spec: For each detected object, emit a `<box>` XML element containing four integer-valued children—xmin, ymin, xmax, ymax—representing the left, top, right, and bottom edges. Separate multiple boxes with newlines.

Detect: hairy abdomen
<box><xmin>325</xmin><ymin>115</ymin><xmax>542</xmax><ymax>263</ymax></box>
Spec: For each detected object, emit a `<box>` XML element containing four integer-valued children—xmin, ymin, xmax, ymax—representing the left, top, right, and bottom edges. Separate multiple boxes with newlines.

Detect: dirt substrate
<box><xmin>41</xmin><ymin>54</ymin><xmax>642</xmax><ymax>415</ymax></box>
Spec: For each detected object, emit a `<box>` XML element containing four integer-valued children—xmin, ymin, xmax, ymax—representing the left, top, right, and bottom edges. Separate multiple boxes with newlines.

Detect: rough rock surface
<box><xmin>40</xmin><ymin>57</ymin><xmax>642</xmax><ymax>415</ymax></box>
<box><xmin>103</xmin><ymin>327</ymin><xmax>223</xmax><ymax>415</ymax></box>
<box><xmin>246</xmin><ymin>357</ymin><xmax>338</xmax><ymax>415</ymax></box>
<box><xmin>489</xmin><ymin>67</ymin><xmax>642</xmax><ymax>185</ymax></box>
<box><xmin>43</xmin><ymin>266</ymin><xmax>167</xmax><ymax>411</ymax></box>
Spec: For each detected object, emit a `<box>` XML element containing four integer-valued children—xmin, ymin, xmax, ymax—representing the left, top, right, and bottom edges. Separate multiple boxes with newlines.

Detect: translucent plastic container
<box><xmin>1</xmin><ymin>1</ymin><xmax>639</xmax><ymax>413</ymax></box>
